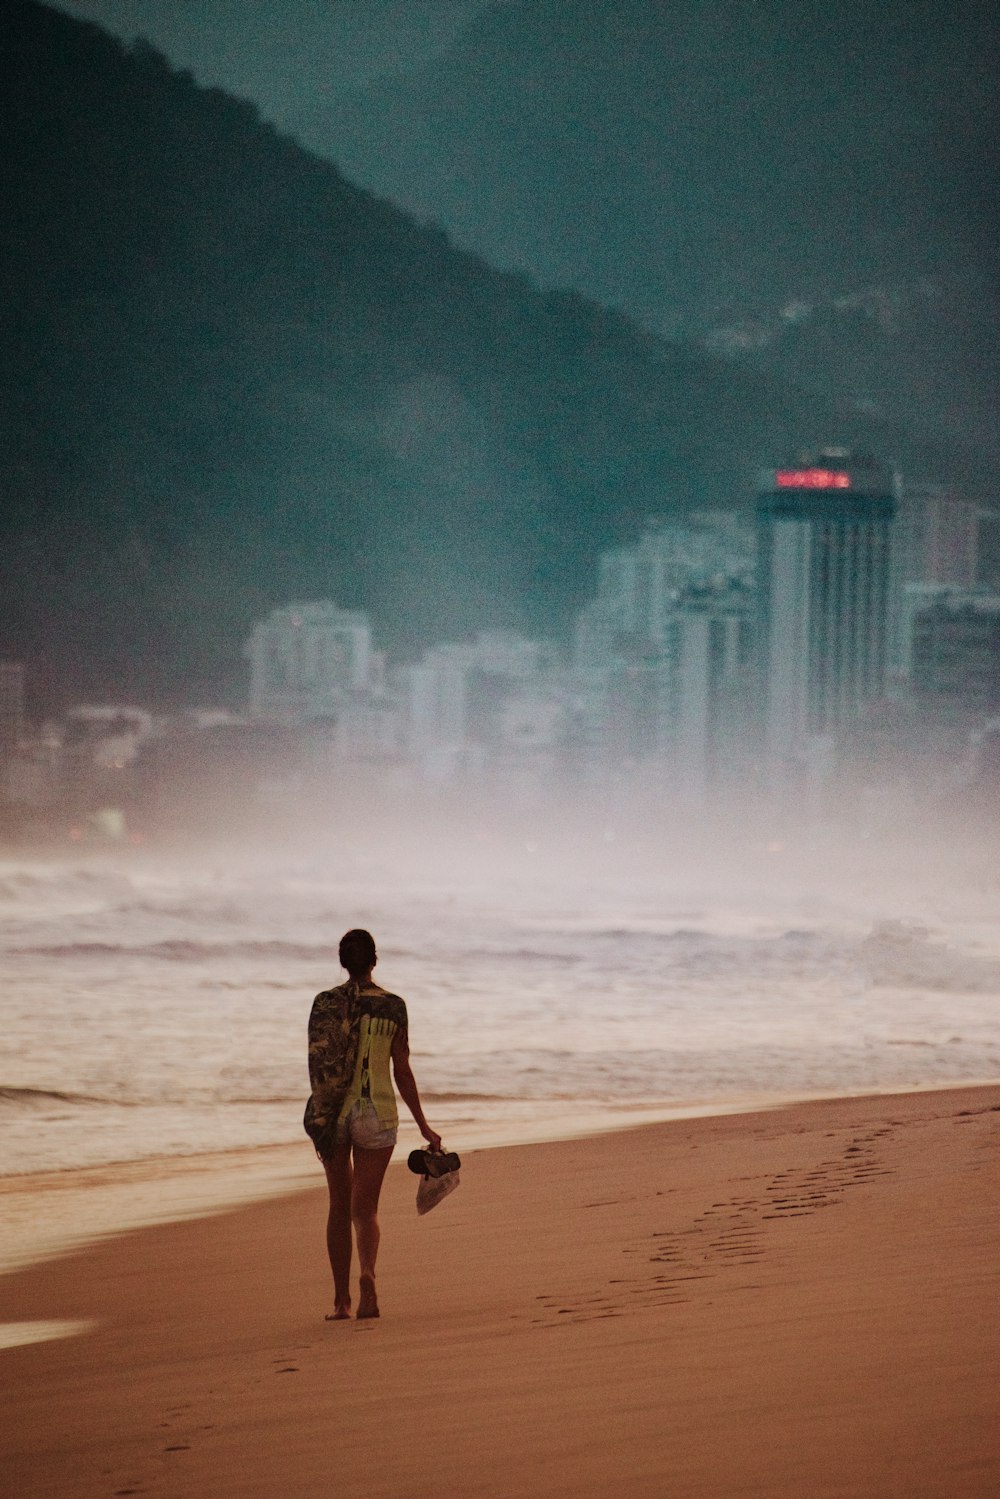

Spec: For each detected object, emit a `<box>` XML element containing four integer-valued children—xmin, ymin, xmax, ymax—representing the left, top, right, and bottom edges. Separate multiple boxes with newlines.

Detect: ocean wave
<box><xmin>0</xmin><ymin>867</ymin><xmax>137</xmax><ymax>902</ymax></box>
<box><xmin>197</xmin><ymin>979</ymin><xmax>301</xmax><ymax>991</ymax></box>
<box><xmin>222</xmin><ymin>1095</ymin><xmax>309</xmax><ymax>1106</ymax></box>
<box><xmin>109</xmin><ymin>898</ymin><xmax>251</xmax><ymax>924</ymax></box>
<box><xmin>0</xmin><ymin>1085</ymin><xmax>522</xmax><ymax>1119</ymax></box>
<box><xmin>885</xmin><ymin>1037</ymin><xmax>958</xmax><ymax>1048</ymax></box>
<box><xmin>0</xmin><ymin>1085</ymin><xmax>132</xmax><ymax>1109</ymax></box>
<box><xmin>437</xmin><ymin>945</ymin><xmax>583</xmax><ymax>967</ymax></box>
<box><xmin>0</xmin><ymin>1084</ymin><xmax>306</xmax><ymax>1111</ymax></box>
<box><xmin>12</xmin><ymin>923</ymin><xmax>999</xmax><ymax>997</ymax></box>
<box><xmin>501</xmin><ymin>920</ymin><xmax>1000</xmax><ymax>994</ymax></box>
<box><xmin>860</xmin><ymin>922</ymin><xmax>1000</xmax><ymax>994</ymax></box>
<box><xmin>420</xmin><ymin>1090</ymin><xmax>522</xmax><ymax>1103</ymax></box>
<box><xmin>12</xmin><ymin>939</ymin><xmax>338</xmax><ymax>963</ymax></box>
<box><xmin>525</xmin><ymin>924</ymin><xmax>716</xmax><ymax>943</ymax></box>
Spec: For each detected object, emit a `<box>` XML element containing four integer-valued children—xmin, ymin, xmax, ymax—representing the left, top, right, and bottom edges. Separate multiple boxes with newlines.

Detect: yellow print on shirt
<box><xmin>351</xmin><ymin>1013</ymin><xmax>401</xmax><ymax>1127</ymax></box>
<box><xmin>303</xmin><ymin>983</ymin><xmax>409</xmax><ymax>1153</ymax></box>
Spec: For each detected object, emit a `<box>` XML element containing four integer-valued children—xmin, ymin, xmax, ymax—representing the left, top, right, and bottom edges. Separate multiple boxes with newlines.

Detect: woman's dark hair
<box><xmin>339</xmin><ymin>928</ymin><xmax>377</xmax><ymax>978</ymax></box>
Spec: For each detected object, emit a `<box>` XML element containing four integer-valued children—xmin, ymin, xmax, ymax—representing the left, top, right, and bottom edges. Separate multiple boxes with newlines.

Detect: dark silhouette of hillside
<box><xmin>2</xmin><ymin>1</ymin><xmax>993</xmax><ymax>708</ymax></box>
<box><xmin>320</xmin><ymin>0</ymin><xmax>1000</xmax><ymax>451</ymax></box>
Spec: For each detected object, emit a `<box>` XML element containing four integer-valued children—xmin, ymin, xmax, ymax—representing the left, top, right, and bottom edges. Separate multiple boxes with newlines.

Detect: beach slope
<box><xmin>2</xmin><ymin>1086</ymin><xmax>998</xmax><ymax>1498</ymax></box>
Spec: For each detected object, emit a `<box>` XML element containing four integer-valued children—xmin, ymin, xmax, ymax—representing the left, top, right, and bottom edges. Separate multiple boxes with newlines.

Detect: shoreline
<box><xmin>2</xmin><ymin>1081</ymin><xmax>997</xmax><ymax>1498</ymax></box>
<box><xmin>2</xmin><ymin>1077</ymin><xmax>1000</xmax><ymax>1277</ymax></box>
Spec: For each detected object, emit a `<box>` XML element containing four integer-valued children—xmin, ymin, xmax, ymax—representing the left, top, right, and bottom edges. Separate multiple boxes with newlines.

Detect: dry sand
<box><xmin>1</xmin><ymin>1085</ymin><xmax>998</xmax><ymax>1498</ymax></box>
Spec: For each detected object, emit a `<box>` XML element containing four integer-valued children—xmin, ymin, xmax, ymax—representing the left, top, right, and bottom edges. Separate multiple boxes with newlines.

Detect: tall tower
<box><xmin>756</xmin><ymin>451</ymin><xmax>897</xmax><ymax>790</ymax></box>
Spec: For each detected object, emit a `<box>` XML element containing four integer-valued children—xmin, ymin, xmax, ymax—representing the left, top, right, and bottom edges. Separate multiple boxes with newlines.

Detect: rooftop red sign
<box><xmin>775</xmin><ymin>468</ymin><xmax>852</xmax><ymax>489</ymax></box>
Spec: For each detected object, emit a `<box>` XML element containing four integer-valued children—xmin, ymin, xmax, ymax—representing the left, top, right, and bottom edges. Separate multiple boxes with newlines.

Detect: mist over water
<box><xmin>3</xmin><ymin>802</ymin><xmax>999</xmax><ymax>1176</ymax></box>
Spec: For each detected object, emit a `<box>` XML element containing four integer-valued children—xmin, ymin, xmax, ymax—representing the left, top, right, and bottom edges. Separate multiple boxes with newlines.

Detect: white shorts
<box><xmin>334</xmin><ymin>1099</ymin><xmax>398</xmax><ymax>1152</ymax></box>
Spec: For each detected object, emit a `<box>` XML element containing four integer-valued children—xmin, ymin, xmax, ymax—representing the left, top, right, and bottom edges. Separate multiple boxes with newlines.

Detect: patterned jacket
<box><xmin>303</xmin><ymin>980</ymin><xmax>408</xmax><ymax>1156</ymax></box>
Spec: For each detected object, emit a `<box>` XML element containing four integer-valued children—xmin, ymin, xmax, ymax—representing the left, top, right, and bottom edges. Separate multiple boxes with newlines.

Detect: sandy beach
<box><xmin>1</xmin><ymin>1084</ymin><xmax>998</xmax><ymax>1498</ymax></box>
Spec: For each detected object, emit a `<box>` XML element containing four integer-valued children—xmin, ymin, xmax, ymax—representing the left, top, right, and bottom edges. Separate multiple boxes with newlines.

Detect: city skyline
<box><xmin>3</xmin><ymin>11</ymin><xmax>999</xmax><ymax>1489</ymax></box>
<box><xmin>3</xmin><ymin>2</ymin><xmax>999</xmax><ymax>713</ymax></box>
<box><xmin>4</xmin><ymin>458</ymin><xmax>999</xmax><ymax>841</ymax></box>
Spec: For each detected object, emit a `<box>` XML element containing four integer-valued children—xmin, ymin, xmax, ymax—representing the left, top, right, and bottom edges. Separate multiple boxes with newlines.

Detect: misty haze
<box><xmin>2</xmin><ymin>0</ymin><xmax>999</xmax><ymax>1182</ymax></box>
<box><xmin>2</xmin><ymin>5</ymin><xmax>999</xmax><ymax>1495</ymax></box>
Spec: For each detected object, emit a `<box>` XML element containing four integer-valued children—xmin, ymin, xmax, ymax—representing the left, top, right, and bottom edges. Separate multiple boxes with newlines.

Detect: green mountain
<box><xmin>319</xmin><ymin>0</ymin><xmax>1000</xmax><ymax>451</ymax></box>
<box><xmin>2</xmin><ymin>1</ymin><xmax>992</xmax><ymax>709</ymax></box>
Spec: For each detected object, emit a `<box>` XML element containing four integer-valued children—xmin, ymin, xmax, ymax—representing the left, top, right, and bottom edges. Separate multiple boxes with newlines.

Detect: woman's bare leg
<box><xmin>351</xmin><ymin>1145</ymin><xmax>393</xmax><ymax>1318</ymax></box>
<box><xmin>322</xmin><ymin>1146</ymin><xmax>354</xmax><ymax>1319</ymax></box>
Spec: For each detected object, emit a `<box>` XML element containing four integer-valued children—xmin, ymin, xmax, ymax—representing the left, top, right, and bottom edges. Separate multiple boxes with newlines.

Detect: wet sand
<box><xmin>1</xmin><ymin>1085</ymin><xmax>998</xmax><ymax>1498</ymax></box>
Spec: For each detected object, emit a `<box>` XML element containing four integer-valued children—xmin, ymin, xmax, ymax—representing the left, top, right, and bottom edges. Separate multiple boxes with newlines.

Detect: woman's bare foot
<box><xmin>325</xmin><ymin>1301</ymin><xmax>352</xmax><ymax>1321</ymax></box>
<box><xmin>357</xmin><ymin>1274</ymin><xmax>380</xmax><ymax>1319</ymax></box>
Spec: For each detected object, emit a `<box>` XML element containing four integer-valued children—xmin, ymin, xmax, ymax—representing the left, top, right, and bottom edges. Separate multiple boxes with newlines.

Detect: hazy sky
<box><xmin>57</xmin><ymin>0</ymin><xmax>493</xmax><ymax>104</ymax></box>
<box><xmin>48</xmin><ymin>0</ymin><xmax>1000</xmax><ymax>454</ymax></box>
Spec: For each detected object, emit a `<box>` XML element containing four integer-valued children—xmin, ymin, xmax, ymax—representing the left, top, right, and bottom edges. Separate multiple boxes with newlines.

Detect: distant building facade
<box><xmin>402</xmin><ymin>630</ymin><xmax>561</xmax><ymax>787</ymax></box>
<box><xmin>667</xmin><ymin>598</ymin><xmax>755</xmax><ymax>804</ymax></box>
<box><xmin>889</xmin><ymin>483</ymin><xmax>982</xmax><ymax>679</ymax></box>
<box><xmin>909</xmin><ymin>589</ymin><xmax>1000</xmax><ymax>713</ymax></box>
<box><xmin>571</xmin><ymin>515</ymin><xmax>756</xmax><ymax>791</ymax></box>
<box><xmin>245</xmin><ymin>602</ymin><xmax>379</xmax><ymax>725</ymax></box>
<box><xmin>592</xmin><ymin>512</ymin><xmax>754</xmax><ymax>647</ymax></box>
<box><xmin>756</xmin><ymin>451</ymin><xmax>897</xmax><ymax>793</ymax></box>
<box><xmin>894</xmin><ymin>483</ymin><xmax>979</xmax><ymax>590</ymax></box>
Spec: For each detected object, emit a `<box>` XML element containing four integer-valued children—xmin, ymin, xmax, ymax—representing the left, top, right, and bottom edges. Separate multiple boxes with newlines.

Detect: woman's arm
<box><xmin>391</xmin><ymin>1029</ymin><xmax>442</xmax><ymax>1152</ymax></box>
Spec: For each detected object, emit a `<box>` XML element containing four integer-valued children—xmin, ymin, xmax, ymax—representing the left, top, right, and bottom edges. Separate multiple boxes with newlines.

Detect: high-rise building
<box><xmin>668</xmin><ymin>600</ymin><xmax>755</xmax><ymax>804</ymax></box>
<box><xmin>404</xmin><ymin>642</ymin><xmax>473</xmax><ymax>780</ymax></box>
<box><xmin>403</xmin><ymin>631</ymin><xmax>555</xmax><ymax>782</ymax></box>
<box><xmin>592</xmin><ymin>514</ymin><xmax>755</xmax><ymax>647</ymax></box>
<box><xmin>909</xmin><ymin>589</ymin><xmax>1000</xmax><ymax>713</ymax></box>
<box><xmin>570</xmin><ymin>514</ymin><xmax>755</xmax><ymax>779</ymax></box>
<box><xmin>756</xmin><ymin>451</ymin><xmax>897</xmax><ymax>791</ymax></box>
<box><xmin>245</xmin><ymin>602</ymin><xmax>377</xmax><ymax>724</ymax></box>
<box><xmin>895</xmin><ymin>484</ymin><xmax>979</xmax><ymax>590</ymax></box>
<box><xmin>889</xmin><ymin>483</ymin><xmax>981</xmax><ymax>678</ymax></box>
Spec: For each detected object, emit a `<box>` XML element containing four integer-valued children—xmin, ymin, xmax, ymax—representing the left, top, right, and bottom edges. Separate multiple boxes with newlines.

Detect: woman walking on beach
<box><xmin>304</xmin><ymin>929</ymin><xmax>441</xmax><ymax>1320</ymax></box>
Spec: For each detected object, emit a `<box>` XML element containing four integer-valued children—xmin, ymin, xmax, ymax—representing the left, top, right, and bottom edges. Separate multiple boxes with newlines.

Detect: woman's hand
<box><xmin>392</xmin><ymin>1036</ymin><xmax>443</xmax><ymax>1153</ymax></box>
